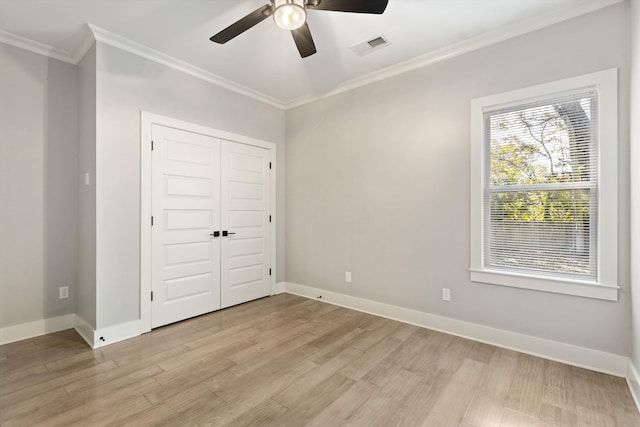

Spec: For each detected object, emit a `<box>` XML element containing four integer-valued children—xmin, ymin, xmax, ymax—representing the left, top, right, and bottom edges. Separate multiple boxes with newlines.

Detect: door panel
<box><xmin>151</xmin><ymin>124</ymin><xmax>272</xmax><ymax>325</ymax></box>
<box><xmin>151</xmin><ymin>125</ymin><xmax>221</xmax><ymax>328</ymax></box>
<box><xmin>221</xmin><ymin>142</ymin><xmax>271</xmax><ymax>308</ymax></box>
<box><xmin>166</xmin><ymin>273</ymin><xmax>213</xmax><ymax>300</ymax></box>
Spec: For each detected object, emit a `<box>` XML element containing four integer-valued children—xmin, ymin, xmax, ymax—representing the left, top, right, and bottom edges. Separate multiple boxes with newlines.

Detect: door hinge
<box><xmin>151</xmin><ymin>291</ymin><xmax>154</xmax><ymax>301</ymax></box>
<box><xmin>151</xmin><ymin>140</ymin><xmax>154</xmax><ymax>151</ymax></box>
<box><xmin>269</xmin><ymin>215</ymin><xmax>272</xmax><ymax>223</ymax></box>
<box><xmin>269</xmin><ymin>268</ymin><xmax>272</xmax><ymax>276</ymax></box>
<box><xmin>151</xmin><ymin>216</ymin><xmax>154</xmax><ymax>226</ymax></box>
<box><xmin>269</xmin><ymin>162</ymin><xmax>272</xmax><ymax>170</ymax></box>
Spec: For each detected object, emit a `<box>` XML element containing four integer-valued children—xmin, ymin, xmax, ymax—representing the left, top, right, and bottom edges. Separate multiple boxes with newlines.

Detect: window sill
<box><xmin>469</xmin><ymin>269</ymin><xmax>619</xmax><ymax>301</ymax></box>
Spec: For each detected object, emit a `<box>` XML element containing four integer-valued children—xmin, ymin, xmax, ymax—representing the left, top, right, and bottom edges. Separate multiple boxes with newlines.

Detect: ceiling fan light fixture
<box><xmin>273</xmin><ymin>0</ymin><xmax>306</xmax><ymax>30</ymax></box>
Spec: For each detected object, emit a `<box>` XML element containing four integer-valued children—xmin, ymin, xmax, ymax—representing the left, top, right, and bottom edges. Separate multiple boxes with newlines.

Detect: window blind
<box><xmin>483</xmin><ymin>88</ymin><xmax>598</xmax><ymax>281</ymax></box>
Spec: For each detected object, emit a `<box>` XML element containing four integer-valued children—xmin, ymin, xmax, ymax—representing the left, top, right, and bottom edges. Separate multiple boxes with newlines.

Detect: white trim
<box><xmin>0</xmin><ymin>29</ymin><xmax>76</xmax><ymax>64</ymax></box>
<box><xmin>140</xmin><ymin>111</ymin><xmax>153</xmax><ymax>333</ymax></box>
<box><xmin>0</xmin><ymin>314</ymin><xmax>76</xmax><ymax>345</ymax></box>
<box><xmin>73</xmin><ymin>315</ymin><xmax>142</xmax><ymax>349</ymax></box>
<box><xmin>1</xmin><ymin>0</ymin><xmax>620</xmax><ymax>109</ymax></box>
<box><xmin>628</xmin><ymin>362</ymin><xmax>640</xmax><ymax>414</ymax></box>
<box><xmin>73</xmin><ymin>314</ymin><xmax>96</xmax><ymax>348</ymax></box>
<box><xmin>284</xmin><ymin>282</ymin><xmax>628</xmax><ymax>377</ymax></box>
<box><xmin>269</xmin><ymin>154</ymin><xmax>278</xmax><ymax>297</ymax></box>
<box><xmin>0</xmin><ymin>23</ymin><xmax>93</xmax><ymax>64</ymax></box>
<box><xmin>0</xmin><ymin>24</ymin><xmax>94</xmax><ymax>65</ymax></box>
<box><xmin>0</xmin><ymin>24</ymin><xmax>281</xmax><ymax>108</ymax></box>
<box><xmin>271</xmin><ymin>281</ymin><xmax>286</xmax><ymax>295</ymax></box>
<box><xmin>285</xmin><ymin>0</ymin><xmax>623</xmax><ymax>109</ymax></box>
<box><xmin>70</xmin><ymin>24</ymin><xmax>97</xmax><ymax>63</ymax></box>
<box><xmin>88</xmin><ymin>25</ymin><xmax>284</xmax><ymax>109</ymax></box>
<box><xmin>470</xmin><ymin>270</ymin><xmax>619</xmax><ymax>301</ymax></box>
<box><xmin>142</xmin><ymin>112</ymin><xmax>278</xmax><ymax>151</ymax></box>
<box><xmin>470</xmin><ymin>68</ymin><xmax>619</xmax><ymax>301</ymax></box>
<box><xmin>140</xmin><ymin>111</ymin><xmax>278</xmax><ymax>333</ymax></box>
<box><xmin>93</xmin><ymin>320</ymin><xmax>142</xmax><ymax>349</ymax></box>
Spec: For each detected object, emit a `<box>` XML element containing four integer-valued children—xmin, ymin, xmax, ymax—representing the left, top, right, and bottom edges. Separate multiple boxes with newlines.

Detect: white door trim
<box><xmin>140</xmin><ymin>111</ymin><xmax>277</xmax><ymax>333</ymax></box>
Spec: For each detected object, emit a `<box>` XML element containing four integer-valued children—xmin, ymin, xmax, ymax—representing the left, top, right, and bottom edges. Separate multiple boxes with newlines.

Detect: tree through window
<box><xmin>485</xmin><ymin>90</ymin><xmax>597</xmax><ymax>280</ymax></box>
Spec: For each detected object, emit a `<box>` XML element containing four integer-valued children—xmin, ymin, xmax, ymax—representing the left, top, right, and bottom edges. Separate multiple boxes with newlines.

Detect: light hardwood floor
<box><xmin>1</xmin><ymin>294</ymin><xmax>638</xmax><ymax>426</ymax></box>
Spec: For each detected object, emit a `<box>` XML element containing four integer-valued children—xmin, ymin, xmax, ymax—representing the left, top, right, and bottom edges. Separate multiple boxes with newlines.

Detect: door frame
<box><xmin>140</xmin><ymin>111</ymin><xmax>277</xmax><ymax>333</ymax></box>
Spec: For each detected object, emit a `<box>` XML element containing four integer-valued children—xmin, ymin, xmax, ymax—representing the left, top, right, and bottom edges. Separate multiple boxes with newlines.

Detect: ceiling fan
<box><xmin>210</xmin><ymin>0</ymin><xmax>389</xmax><ymax>58</ymax></box>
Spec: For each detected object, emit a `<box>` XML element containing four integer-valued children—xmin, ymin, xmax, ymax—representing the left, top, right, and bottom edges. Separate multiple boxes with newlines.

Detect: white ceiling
<box><xmin>0</xmin><ymin>0</ymin><xmax>621</xmax><ymax>107</ymax></box>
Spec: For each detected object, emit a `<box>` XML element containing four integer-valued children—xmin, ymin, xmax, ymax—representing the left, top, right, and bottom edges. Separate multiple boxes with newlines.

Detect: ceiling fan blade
<box><xmin>291</xmin><ymin>22</ymin><xmax>317</xmax><ymax>58</ymax></box>
<box><xmin>210</xmin><ymin>4</ymin><xmax>272</xmax><ymax>44</ymax></box>
<box><xmin>306</xmin><ymin>0</ymin><xmax>388</xmax><ymax>14</ymax></box>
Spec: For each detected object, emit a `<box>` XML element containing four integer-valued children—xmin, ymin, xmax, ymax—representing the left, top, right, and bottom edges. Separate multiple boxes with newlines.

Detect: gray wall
<box><xmin>76</xmin><ymin>44</ymin><xmax>97</xmax><ymax>328</ymax></box>
<box><xmin>285</xmin><ymin>3</ymin><xmax>631</xmax><ymax>355</ymax></box>
<box><xmin>630</xmin><ymin>0</ymin><xmax>640</xmax><ymax>372</ymax></box>
<box><xmin>0</xmin><ymin>42</ymin><xmax>77</xmax><ymax>328</ymax></box>
<box><xmin>94</xmin><ymin>42</ymin><xmax>286</xmax><ymax>329</ymax></box>
<box><xmin>45</xmin><ymin>51</ymin><xmax>78</xmax><ymax>320</ymax></box>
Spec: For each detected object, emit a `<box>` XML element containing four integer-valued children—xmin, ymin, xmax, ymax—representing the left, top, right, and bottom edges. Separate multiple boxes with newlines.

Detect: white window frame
<box><xmin>470</xmin><ymin>69</ymin><xmax>619</xmax><ymax>301</ymax></box>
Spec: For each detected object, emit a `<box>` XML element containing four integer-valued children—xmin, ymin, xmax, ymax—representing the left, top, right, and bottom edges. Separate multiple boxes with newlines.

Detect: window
<box><xmin>470</xmin><ymin>69</ymin><xmax>618</xmax><ymax>300</ymax></box>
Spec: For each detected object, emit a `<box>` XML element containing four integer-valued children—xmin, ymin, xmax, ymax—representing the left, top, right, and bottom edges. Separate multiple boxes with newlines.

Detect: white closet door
<box><xmin>220</xmin><ymin>141</ymin><xmax>271</xmax><ymax>308</ymax></box>
<box><xmin>151</xmin><ymin>125</ymin><xmax>221</xmax><ymax>328</ymax></box>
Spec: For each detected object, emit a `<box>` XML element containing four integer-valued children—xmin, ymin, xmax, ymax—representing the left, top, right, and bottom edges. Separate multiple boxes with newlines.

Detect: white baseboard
<box><xmin>74</xmin><ymin>317</ymin><xmax>142</xmax><ymax>349</ymax></box>
<box><xmin>628</xmin><ymin>361</ymin><xmax>640</xmax><ymax>413</ymax></box>
<box><xmin>284</xmin><ymin>282</ymin><xmax>629</xmax><ymax>377</ymax></box>
<box><xmin>74</xmin><ymin>315</ymin><xmax>142</xmax><ymax>349</ymax></box>
<box><xmin>0</xmin><ymin>314</ymin><xmax>142</xmax><ymax>349</ymax></box>
<box><xmin>272</xmin><ymin>281</ymin><xmax>286</xmax><ymax>295</ymax></box>
<box><xmin>93</xmin><ymin>319</ymin><xmax>142</xmax><ymax>348</ymax></box>
<box><xmin>0</xmin><ymin>314</ymin><xmax>76</xmax><ymax>345</ymax></box>
<box><xmin>73</xmin><ymin>314</ymin><xmax>96</xmax><ymax>347</ymax></box>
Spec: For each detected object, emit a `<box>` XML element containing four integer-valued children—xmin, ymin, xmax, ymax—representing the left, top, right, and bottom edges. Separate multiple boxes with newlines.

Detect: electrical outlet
<box><xmin>345</xmin><ymin>271</ymin><xmax>352</xmax><ymax>283</ymax></box>
<box><xmin>442</xmin><ymin>288</ymin><xmax>451</xmax><ymax>302</ymax></box>
<box><xmin>59</xmin><ymin>286</ymin><xmax>69</xmax><ymax>299</ymax></box>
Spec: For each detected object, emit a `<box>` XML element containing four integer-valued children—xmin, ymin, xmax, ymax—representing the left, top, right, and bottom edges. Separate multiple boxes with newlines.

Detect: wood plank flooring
<box><xmin>1</xmin><ymin>294</ymin><xmax>638</xmax><ymax>426</ymax></box>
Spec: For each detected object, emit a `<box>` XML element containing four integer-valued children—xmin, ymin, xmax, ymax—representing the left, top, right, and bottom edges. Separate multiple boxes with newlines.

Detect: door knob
<box><xmin>222</xmin><ymin>231</ymin><xmax>236</xmax><ymax>237</ymax></box>
<box><xmin>210</xmin><ymin>231</ymin><xmax>220</xmax><ymax>237</ymax></box>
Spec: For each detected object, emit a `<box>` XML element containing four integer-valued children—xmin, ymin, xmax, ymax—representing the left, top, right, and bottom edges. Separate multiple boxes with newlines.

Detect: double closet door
<box><xmin>151</xmin><ymin>125</ymin><xmax>271</xmax><ymax>328</ymax></box>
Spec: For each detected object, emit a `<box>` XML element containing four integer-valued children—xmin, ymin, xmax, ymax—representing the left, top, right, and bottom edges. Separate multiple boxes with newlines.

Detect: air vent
<box><xmin>367</xmin><ymin>36</ymin><xmax>387</xmax><ymax>48</ymax></box>
<box><xmin>349</xmin><ymin>35</ymin><xmax>390</xmax><ymax>56</ymax></box>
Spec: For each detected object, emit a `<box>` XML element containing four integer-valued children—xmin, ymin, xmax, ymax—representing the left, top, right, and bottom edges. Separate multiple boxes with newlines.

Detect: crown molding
<box><xmin>284</xmin><ymin>0</ymin><xmax>624</xmax><ymax>109</ymax></box>
<box><xmin>70</xmin><ymin>24</ymin><xmax>97</xmax><ymax>63</ymax></box>
<box><xmin>0</xmin><ymin>24</ymin><xmax>284</xmax><ymax>110</ymax></box>
<box><xmin>0</xmin><ymin>0</ymin><xmax>622</xmax><ymax>110</ymax></box>
<box><xmin>88</xmin><ymin>24</ymin><xmax>285</xmax><ymax>109</ymax></box>
<box><xmin>0</xmin><ymin>29</ymin><xmax>76</xmax><ymax>64</ymax></box>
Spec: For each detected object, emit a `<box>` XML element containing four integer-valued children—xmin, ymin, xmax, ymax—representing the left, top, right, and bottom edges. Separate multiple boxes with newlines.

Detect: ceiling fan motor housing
<box><xmin>273</xmin><ymin>0</ymin><xmax>307</xmax><ymax>30</ymax></box>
